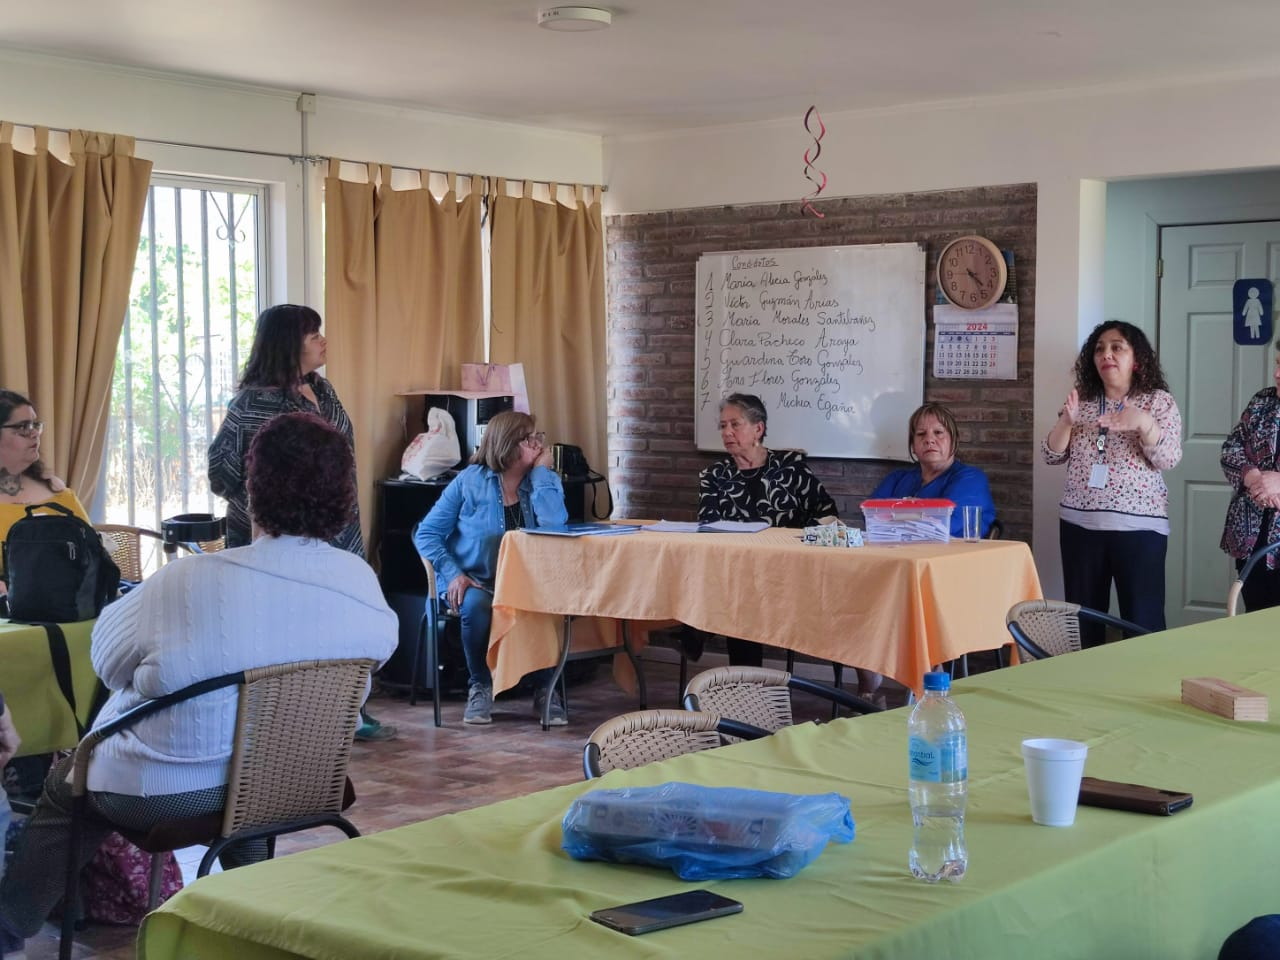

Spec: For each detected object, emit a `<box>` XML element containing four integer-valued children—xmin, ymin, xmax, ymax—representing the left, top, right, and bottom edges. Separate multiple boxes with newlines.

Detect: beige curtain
<box><xmin>0</xmin><ymin>125</ymin><xmax>152</xmax><ymax>504</ymax></box>
<box><xmin>489</xmin><ymin>181</ymin><xmax>607</xmax><ymax>478</ymax></box>
<box><xmin>324</xmin><ymin>163</ymin><xmax>484</xmax><ymax>552</ymax></box>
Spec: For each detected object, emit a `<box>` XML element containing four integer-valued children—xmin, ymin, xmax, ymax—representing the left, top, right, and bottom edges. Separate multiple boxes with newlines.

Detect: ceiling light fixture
<box><xmin>537</xmin><ymin>6</ymin><xmax>612</xmax><ymax>31</ymax></box>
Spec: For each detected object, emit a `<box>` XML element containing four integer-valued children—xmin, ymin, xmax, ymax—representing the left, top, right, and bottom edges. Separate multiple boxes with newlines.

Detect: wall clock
<box><xmin>936</xmin><ymin>235</ymin><xmax>1008</xmax><ymax>310</ymax></box>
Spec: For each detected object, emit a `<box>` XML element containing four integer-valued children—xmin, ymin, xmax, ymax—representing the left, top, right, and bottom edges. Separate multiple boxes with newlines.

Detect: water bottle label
<box><xmin>908</xmin><ymin>735</ymin><xmax>940</xmax><ymax>782</ymax></box>
<box><xmin>939</xmin><ymin>733</ymin><xmax>967</xmax><ymax>783</ymax></box>
<box><xmin>909</xmin><ymin>734</ymin><xmax>966</xmax><ymax>783</ymax></box>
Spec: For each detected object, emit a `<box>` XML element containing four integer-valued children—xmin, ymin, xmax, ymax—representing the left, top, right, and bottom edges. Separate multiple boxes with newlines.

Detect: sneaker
<box><xmin>354</xmin><ymin>716</ymin><xmax>398</xmax><ymax>741</ymax></box>
<box><xmin>463</xmin><ymin>684</ymin><xmax>493</xmax><ymax>725</ymax></box>
<box><xmin>533</xmin><ymin>688</ymin><xmax>568</xmax><ymax>726</ymax></box>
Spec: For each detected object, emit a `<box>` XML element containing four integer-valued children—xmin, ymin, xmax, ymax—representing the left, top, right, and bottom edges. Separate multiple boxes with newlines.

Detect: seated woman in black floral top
<box><xmin>697</xmin><ymin>393</ymin><xmax>837</xmax><ymax>665</ymax></box>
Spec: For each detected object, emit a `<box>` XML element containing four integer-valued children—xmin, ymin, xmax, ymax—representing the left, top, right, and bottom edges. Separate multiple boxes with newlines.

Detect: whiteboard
<box><xmin>695</xmin><ymin>244</ymin><xmax>926</xmax><ymax>458</ymax></box>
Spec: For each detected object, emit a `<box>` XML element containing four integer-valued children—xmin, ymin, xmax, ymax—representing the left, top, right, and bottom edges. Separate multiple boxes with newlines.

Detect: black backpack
<box><xmin>2</xmin><ymin>502</ymin><xmax>120</xmax><ymax>622</ymax></box>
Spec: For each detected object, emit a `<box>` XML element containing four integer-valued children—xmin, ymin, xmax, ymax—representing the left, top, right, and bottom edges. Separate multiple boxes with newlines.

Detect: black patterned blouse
<box><xmin>698</xmin><ymin>449</ymin><xmax>837</xmax><ymax>529</ymax></box>
<box><xmin>208</xmin><ymin>373</ymin><xmax>364</xmax><ymax>557</ymax></box>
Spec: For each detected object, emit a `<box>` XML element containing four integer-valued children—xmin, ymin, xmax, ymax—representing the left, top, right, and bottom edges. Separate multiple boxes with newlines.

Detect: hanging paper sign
<box><xmin>1232</xmin><ymin>279</ymin><xmax>1273</xmax><ymax>345</ymax></box>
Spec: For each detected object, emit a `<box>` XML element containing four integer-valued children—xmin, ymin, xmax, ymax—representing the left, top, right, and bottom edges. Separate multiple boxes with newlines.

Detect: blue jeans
<box><xmin>457</xmin><ymin>586</ymin><xmax>494</xmax><ymax>689</ymax></box>
<box><xmin>455</xmin><ymin>586</ymin><xmax>554</xmax><ymax>694</ymax></box>
<box><xmin>0</xmin><ymin>782</ymin><xmax>19</xmax><ymax>958</ymax></box>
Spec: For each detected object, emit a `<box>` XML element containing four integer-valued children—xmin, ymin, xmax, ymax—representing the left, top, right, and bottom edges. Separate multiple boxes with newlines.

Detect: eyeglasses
<box><xmin>0</xmin><ymin>420</ymin><xmax>43</xmax><ymax>436</ymax></box>
<box><xmin>522</xmin><ymin>431</ymin><xmax>547</xmax><ymax>448</ymax></box>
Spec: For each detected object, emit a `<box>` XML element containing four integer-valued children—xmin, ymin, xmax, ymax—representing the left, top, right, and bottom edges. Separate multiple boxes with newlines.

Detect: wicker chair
<box><xmin>410</xmin><ymin>558</ymin><xmax>460</xmax><ymax>726</ymax></box>
<box><xmin>1005</xmin><ymin>599</ymin><xmax>1150</xmax><ymax>660</ymax></box>
<box><xmin>1226</xmin><ymin>540</ymin><xmax>1280</xmax><ymax>616</ymax></box>
<box><xmin>96</xmin><ymin>524</ymin><xmax>165</xmax><ymax>582</ymax></box>
<box><xmin>682</xmin><ymin>666</ymin><xmax>883</xmax><ymax>734</ymax></box>
<box><xmin>583</xmin><ymin>709</ymin><xmax>769</xmax><ymax>779</ymax></box>
<box><xmin>59</xmin><ymin>658</ymin><xmax>375</xmax><ymax>960</ymax></box>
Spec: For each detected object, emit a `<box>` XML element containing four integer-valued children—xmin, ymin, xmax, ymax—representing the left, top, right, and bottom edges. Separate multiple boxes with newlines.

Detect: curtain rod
<box><xmin>5</xmin><ymin>122</ymin><xmax>606</xmax><ymax>191</ymax></box>
<box><xmin>146</xmin><ymin>136</ymin><xmax>609</xmax><ymax>191</ymax></box>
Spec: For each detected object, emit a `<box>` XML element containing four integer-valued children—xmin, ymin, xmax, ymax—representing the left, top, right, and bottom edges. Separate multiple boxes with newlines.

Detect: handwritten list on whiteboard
<box><xmin>695</xmin><ymin>244</ymin><xmax>926</xmax><ymax>459</ymax></box>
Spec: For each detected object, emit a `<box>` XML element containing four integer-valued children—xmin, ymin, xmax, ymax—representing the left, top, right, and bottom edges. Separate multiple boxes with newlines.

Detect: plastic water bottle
<box><xmin>908</xmin><ymin>671</ymin><xmax>967</xmax><ymax>882</ymax></box>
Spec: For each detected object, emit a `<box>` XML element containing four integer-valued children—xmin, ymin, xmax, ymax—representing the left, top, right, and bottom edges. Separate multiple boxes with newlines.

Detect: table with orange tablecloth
<box><xmin>490</xmin><ymin>528</ymin><xmax>1042</xmax><ymax>695</ymax></box>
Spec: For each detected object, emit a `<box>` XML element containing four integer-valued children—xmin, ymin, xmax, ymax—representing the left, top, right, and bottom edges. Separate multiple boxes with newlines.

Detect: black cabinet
<box><xmin>378</xmin><ymin>479</ymin><xmax>450</xmax><ymax>593</ymax></box>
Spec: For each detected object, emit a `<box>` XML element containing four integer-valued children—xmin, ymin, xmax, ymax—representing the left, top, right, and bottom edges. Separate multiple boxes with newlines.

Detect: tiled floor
<box><xmin>20</xmin><ymin>648</ymin><xmax>922</xmax><ymax>959</ymax></box>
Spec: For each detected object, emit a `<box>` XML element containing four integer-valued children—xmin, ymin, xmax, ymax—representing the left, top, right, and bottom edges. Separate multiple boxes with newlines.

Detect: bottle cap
<box><xmin>922</xmin><ymin>671</ymin><xmax>950</xmax><ymax>692</ymax></box>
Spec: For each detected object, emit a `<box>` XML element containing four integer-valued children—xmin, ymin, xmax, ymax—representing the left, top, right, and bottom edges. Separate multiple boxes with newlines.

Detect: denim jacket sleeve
<box><xmin>524</xmin><ymin>466</ymin><xmax>569</xmax><ymax>527</ymax></box>
<box><xmin>413</xmin><ymin>472</ymin><xmax>468</xmax><ymax>589</ymax></box>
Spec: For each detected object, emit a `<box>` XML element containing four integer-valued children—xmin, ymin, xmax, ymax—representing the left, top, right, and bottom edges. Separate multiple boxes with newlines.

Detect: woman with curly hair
<box><xmin>0</xmin><ymin>412</ymin><xmax>397</xmax><ymax>947</ymax></box>
<box><xmin>1043</xmin><ymin>321</ymin><xmax>1183</xmax><ymax>646</ymax></box>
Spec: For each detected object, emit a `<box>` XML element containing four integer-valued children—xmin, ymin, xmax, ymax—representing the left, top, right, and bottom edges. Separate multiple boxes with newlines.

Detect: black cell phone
<box><xmin>589</xmin><ymin>889</ymin><xmax>743</xmax><ymax>936</ymax></box>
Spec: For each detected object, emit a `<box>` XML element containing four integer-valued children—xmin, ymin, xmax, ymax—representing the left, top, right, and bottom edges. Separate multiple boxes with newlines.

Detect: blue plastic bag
<box><xmin>561</xmin><ymin>782</ymin><xmax>855</xmax><ymax>880</ymax></box>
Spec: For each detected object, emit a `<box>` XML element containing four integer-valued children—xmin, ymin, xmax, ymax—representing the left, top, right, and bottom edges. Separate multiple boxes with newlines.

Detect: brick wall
<box><xmin>604</xmin><ymin>183</ymin><xmax>1037</xmax><ymax>542</ymax></box>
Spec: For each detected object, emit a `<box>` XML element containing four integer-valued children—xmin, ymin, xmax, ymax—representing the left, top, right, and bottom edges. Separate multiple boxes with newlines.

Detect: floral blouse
<box><xmin>699</xmin><ymin>448</ymin><xmax>837</xmax><ymax>529</ymax></box>
<box><xmin>1041</xmin><ymin>389</ymin><xmax>1183</xmax><ymax>530</ymax></box>
<box><xmin>1220</xmin><ymin>387</ymin><xmax>1280</xmax><ymax>566</ymax></box>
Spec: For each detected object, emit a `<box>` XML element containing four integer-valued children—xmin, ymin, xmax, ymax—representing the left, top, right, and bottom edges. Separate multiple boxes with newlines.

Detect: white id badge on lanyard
<box><xmin>1088</xmin><ymin>463</ymin><xmax>1109</xmax><ymax>488</ymax></box>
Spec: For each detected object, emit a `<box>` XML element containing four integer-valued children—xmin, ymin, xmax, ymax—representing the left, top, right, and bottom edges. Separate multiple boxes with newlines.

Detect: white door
<box><xmin>1160</xmin><ymin>222</ymin><xmax>1280</xmax><ymax>625</ymax></box>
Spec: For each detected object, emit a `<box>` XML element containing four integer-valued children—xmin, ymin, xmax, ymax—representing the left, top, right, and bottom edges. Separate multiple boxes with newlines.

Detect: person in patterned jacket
<box><xmin>697</xmin><ymin>393</ymin><xmax>838</xmax><ymax>666</ymax></box>
<box><xmin>1220</xmin><ymin>339</ymin><xmax>1280</xmax><ymax>611</ymax></box>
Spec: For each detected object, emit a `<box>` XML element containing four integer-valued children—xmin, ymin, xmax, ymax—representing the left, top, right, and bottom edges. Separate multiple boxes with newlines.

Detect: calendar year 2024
<box><xmin>932</xmin><ymin>303</ymin><xmax>1018</xmax><ymax>380</ymax></box>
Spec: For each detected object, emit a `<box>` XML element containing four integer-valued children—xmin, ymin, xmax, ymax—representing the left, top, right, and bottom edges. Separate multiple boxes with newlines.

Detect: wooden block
<box><xmin>1181</xmin><ymin>677</ymin><xmax>1269</xmax><ymax>722</ymax></box>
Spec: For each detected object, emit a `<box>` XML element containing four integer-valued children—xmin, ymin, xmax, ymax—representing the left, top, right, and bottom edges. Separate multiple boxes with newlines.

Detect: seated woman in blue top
<box><xmin>413</xmin><ymin>411</ymin><xmax>569</xmax><ymax>726</ymax></box>
<box><xmin>870</xmin><ymin>401</ymin><xmax>996</xmax><ymax>539</ymax></box>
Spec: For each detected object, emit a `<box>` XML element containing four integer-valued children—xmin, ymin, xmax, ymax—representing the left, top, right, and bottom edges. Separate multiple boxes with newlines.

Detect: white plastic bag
<box><xmin>402</xmin><ymin>407</ymin><xmax>461</xmax><ymax>480</ymax></box>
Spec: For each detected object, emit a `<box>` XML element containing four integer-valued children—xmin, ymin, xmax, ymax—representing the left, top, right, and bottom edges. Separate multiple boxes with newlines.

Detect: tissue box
<box><xmin>860</xmin><ymin>498</ymin><xmax>955</xmax><ymax>544</ymax></box>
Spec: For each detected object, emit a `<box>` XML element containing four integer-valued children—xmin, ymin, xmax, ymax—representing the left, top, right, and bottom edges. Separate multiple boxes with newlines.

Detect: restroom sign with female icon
<box><xmin>1233</xmin><ymin>279</ymin><xmax>1274</xmax><ymax>345</ymax></box>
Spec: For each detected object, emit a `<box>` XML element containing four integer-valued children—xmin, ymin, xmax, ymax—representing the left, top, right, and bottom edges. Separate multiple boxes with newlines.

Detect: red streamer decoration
<box><xmin>800</xmin><ymin>105</ymin><xmax>827</xmax><ymax>218</ymax></box>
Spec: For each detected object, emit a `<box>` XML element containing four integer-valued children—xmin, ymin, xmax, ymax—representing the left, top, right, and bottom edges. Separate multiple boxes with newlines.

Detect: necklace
<box><xmin>0</xmin><ymin>469</ymin><xmax>22</xmax><ymax>496</ymax></box>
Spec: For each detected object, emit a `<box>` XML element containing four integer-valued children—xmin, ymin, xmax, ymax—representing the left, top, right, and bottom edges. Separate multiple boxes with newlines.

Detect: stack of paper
<box><xmin>863</xmin><ymin>514</ymin><xmax>950</xmax><ymax>544</ymax></box>
<box><xmin>524</xmin><ymin>523</ymin><xmax>641</xmax><ymax>538</ymax></box>
<box><xmin>642</xmin><ymin>520</ymin><xmax>770</xmax><ymax>534</ymax></box>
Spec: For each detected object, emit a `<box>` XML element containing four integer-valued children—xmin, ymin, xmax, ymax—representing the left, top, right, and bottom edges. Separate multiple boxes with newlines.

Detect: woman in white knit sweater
<box><xmin>0</xmin><ymin>412</ymin><xmax>397</xmax><ymax>942</ymax></box>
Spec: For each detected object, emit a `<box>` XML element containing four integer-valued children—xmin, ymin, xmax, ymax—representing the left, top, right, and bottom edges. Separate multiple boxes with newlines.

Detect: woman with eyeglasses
<box><xmin>0</xmin><ymin>389</ymin><xmax>88</xmax><ymax>596</ymax></box>
<box><xmin>413</xmin><ymin>411</ymin><xmax>569</xmax><ymax>725</ymax></box>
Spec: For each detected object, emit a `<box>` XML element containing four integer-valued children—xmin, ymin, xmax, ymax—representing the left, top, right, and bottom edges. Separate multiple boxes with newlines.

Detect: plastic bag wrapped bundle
<box><xmin>562</xmin><ymin>782</ymin><xmax>855</xmax><ymax>880</ymax></box>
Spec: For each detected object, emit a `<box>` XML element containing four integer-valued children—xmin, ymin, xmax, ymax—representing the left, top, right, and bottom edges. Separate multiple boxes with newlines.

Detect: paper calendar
<box><xmin>933</xmin><ymin>303</ymin><xmax>1018</xmax><ymax>380</ymax></box>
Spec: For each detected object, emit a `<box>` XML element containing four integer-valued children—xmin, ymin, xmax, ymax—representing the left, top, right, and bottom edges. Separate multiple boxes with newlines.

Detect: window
<box><xmin>101</xmin><ymin>176</ymin><xmax>267</xmax><ymax>553</ymax></box>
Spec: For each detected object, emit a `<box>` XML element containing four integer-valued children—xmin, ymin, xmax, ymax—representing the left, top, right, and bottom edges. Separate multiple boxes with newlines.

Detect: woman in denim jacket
<box><xmin>413</xmin><ymin>411</ymin><xmax>568</xmax><ymax>725</ymax></box>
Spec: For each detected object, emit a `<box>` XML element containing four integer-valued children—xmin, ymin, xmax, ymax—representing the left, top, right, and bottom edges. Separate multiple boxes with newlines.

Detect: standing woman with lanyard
<box><xmin>1043</xmin><ymin>321</ymin><xmax>1182</xmax><ymax>648</ymax></box>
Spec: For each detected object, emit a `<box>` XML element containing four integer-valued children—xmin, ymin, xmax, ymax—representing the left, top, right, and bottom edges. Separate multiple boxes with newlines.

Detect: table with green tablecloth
<box><xmin>139</xmin><ymin>609</ymin><xmax>1280</xmax><ymax>959</ymax></box>
<box><xmin>0</xmin><ymin>619</ymin><xmax>97</xmax><ymax>756</ymax></box>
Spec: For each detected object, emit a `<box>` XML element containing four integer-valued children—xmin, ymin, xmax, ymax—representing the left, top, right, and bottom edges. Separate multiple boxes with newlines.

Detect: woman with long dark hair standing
<box><xmin>209</xmin><ymin>304</ymin><xmax>361</xmax><ymax>555</ymax></box>
<box><xmin>209</xmin><ymin>304</ymin><xmax>393</xmax><ymax>740</ymax></box>
<box><xmin>1043</xmin><ymin>321</ymin><xmax>1183</xmax><ymax>646</ymax></box>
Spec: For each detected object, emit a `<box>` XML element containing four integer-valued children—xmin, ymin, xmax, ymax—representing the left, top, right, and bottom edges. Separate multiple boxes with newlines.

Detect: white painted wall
<box><xmin>602</xmin><ymin>73</ymin><xmax>1280</xmax><ymax>596</ymax></box>
<box><xmin>0</xmin><ymin>48</ymin><xmax>604</xmax><ymax>303</ymax></box>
